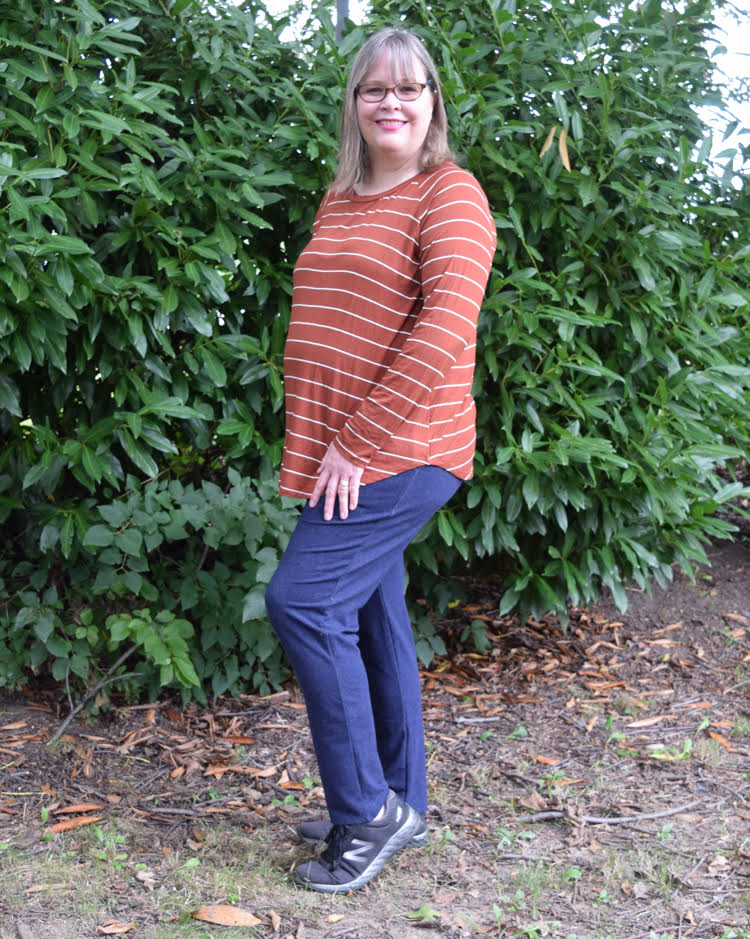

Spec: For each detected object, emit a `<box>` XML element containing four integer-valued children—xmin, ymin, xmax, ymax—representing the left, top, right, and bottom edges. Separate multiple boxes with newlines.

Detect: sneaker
<box><xmin>297</xmin><ymin>811</ymin><xmax>428</xmax><ymax>848</ymax></box>
<box><xmin>293</xmin><ymin>789</ymin><xmax>419</xmax><ymax>893</ymax></box>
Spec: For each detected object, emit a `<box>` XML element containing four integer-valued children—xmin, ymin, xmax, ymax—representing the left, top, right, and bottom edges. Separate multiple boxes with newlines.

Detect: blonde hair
<box><xmin>331</xmin><ymin>28</ymin><xmax>454</xmax><ymax>193</ymax></box>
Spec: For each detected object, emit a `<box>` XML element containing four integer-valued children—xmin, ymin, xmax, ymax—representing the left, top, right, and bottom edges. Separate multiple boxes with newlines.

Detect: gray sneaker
<box><xmin>297</xmin><ymin>810</ymin><xmax>428</xmax><ymax>848</ymax></box>
<box><xmin>293</xmin><ymin>789</ymin><xmax>419</xmax><ymax>893</ymax></box>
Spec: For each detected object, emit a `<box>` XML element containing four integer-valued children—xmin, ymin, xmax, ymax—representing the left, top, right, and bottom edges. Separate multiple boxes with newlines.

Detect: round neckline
<box><xmin>349</xmin><ymin>169</ymin><xmax>426</xmax><ymax>202</ymax></box>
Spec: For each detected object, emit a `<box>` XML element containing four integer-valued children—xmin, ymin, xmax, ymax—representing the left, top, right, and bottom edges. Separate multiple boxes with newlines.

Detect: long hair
<box><xmin>331</xmin><ymin>28</ymin><xmax>454</xmax><ymax>193</ymax></box>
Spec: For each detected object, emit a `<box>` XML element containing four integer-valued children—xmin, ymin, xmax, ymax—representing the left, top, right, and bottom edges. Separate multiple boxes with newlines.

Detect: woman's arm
<box><xmin>334</xmin><ymin>169</ymin><xmax>496</xmax><ymax>467</ymax></box>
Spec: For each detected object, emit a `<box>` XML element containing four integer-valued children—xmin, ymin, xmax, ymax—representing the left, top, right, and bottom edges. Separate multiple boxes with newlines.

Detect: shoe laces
<box><xmin>320</xmin><ymin>823</ymin><xmax>352</xmax><ymax>869</ymax></box>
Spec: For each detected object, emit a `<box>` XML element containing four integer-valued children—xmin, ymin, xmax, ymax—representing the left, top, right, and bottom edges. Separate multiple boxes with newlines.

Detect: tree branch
<box><xmin>516</xmin><ymin>799</ymin><xmax>702</xmax><ymax>826</ymax></box>
<box><xmin>47</xmin><ymin>645</ymin><xmax>142</xmax><ymax>747</ymax></box>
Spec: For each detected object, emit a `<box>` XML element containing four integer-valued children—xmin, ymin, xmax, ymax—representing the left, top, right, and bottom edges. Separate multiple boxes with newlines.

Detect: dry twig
<box><xmin>47</xmin><ymin>645</ymin><xmax>142</xmax><ymax>747</ymax></box>
<box><xmin>516</xmin><ymin>798</ymin><xmax>702</xmax><ymax>825</ymax></box>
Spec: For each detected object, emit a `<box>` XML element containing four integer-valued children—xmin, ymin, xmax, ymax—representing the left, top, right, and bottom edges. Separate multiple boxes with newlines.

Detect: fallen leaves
<box><xmin>708</xmin><ymin>730</ymin><xmax>737</xmax><ymax>752</ymax></box>
<box><xmin>724</xmin><ymin>612</ymin><xmax>749</xmax><ymax>627</ymax></box>
<box><xmin>41</xmin><ymin>801</ymin><xmax>105</xmax><ymax>835</ymax></box>
<box><xmin>97</xmin><ymin>922</ymin><xmax>137</xmax><ymax>935</ymax></box>
<box><xmin>44</xmin><ymin>815</ymin><xmax>103</xmax><ymax>835</ymax></box>
<box><xmin>706</xmin><ymin>854</ymin><xmax>733</xmax><ymax>877</ymax></box>
<box><xmin>627</xmin><ymin>715</ymin><xmax>677</xmax><ymax>728</ymax></box>
<box><xmin>221</xmin><ymin>735</ymin><xmax>255</xmax><ymax>745</ymax></box>
<box><xmin>24</xmin><ymin>882</ymin><xmax>69</xmax><ymax>894</ymax></box>
<box><xmin>404</xmin><ymin>903</ymin><xmax>442</xmax><ymax>924</ymax></box>
<box><xmin>135</xmin><ymin>868</ymin><xmax>156</xmax><ymax>891</ymax></box>
<box><xmin>53</xmin><ymin>802</ymin><xmax>106</xmax><ymax>815</ymax></box>
<box><xmin>192</xmin><ymin>904</ymin><xmax>263</xmax><ymax>927</ymax></box>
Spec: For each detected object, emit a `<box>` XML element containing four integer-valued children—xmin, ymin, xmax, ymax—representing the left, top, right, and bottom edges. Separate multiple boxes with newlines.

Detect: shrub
<box><xmin>0</xmin><ymin>0</ymin><xmax>326</xmax><ymax>696</ymax></box>
<box><xmin>385</xmin><ymin>0</ymin><xmax>750</xmax><ymax>618</ymax></box>
<box><xmin>0</xmin><ymin>0</ymin><xmax>748</xmax><ymax>699</ymax></box>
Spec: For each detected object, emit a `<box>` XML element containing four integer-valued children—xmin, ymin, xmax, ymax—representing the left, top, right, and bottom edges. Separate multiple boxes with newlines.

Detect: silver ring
<box><xmin>338</xmin><ymin>480</ymin><xmax>349</xmax><ymax>489</ymax></box>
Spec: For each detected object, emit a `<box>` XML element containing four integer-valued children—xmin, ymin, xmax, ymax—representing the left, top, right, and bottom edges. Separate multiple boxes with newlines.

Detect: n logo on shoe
<box><xmin>343</xmin><ymin>839</ymin><xmax>373</xmax><ymax>863</ymax></box>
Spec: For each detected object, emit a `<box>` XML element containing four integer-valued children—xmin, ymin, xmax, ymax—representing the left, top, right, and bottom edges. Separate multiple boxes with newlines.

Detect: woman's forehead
<box><xmin>364</xmin><ymin>48</ymin><xmax>425</xmax><ymax>80</ymax></box>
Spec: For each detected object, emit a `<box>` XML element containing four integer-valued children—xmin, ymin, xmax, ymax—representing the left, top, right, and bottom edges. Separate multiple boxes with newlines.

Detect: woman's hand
<box><xmin>309</xmin><ymin>442</ymin><xmax>364</xmax><ymax>521</ymax></box>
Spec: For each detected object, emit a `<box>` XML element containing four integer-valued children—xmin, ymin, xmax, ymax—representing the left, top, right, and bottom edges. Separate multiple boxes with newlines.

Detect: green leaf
<box><xmin>201</xmin><ymin>348</ymin><xmax>227</xmax><ymax>387</ymax></box>
<box><xmin>33</xmin><ymin>614</ymin><xmax>54</xmax><ymax>643</ymax></box>
<box><xmin>114</xmin><ymin>528</ymin><xmax>143</xmax><ymax>556</ymax></box>
<box><xmin>83</xmin><ymin>525</ymin><xmax>115</xmax><ymax>548</ymax></box>
<box><xmin>173</xmin><ymin>655</ymin><xmax>200</xmax><ymax>686</ymax></box>
<box><xmin>39</xmin><ymin>234</ymin><xmax>91</xmax><ymax>255</ymax></box>
<box><xmin>242</xmin><ymin>587</ymin><xmax>266</xmax><ymax>622</ymax></box>
<box><xmin>118</xmin><ymin>430</ymin><xmax>159</xmax><ymax>478</ymax></box>
<box><xmin>437</xmin><ymin>511</ymin><xmax>453</xmax><ymax>546</ymax></box>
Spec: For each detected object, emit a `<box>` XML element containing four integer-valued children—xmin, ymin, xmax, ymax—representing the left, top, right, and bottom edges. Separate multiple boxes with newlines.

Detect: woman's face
<box><xmin>355</xmin><ymin>50</ymin><xmax>435</xmax><ymax>177</ymax></box>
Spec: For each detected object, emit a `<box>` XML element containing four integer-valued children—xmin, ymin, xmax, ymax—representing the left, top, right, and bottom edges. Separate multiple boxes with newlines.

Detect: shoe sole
<box><xmin>299</xmin><ymin>828</ymin><xmax>428</xmax><ymax>848</ymax></box>
<box><xmin>294</xmin><ymin>806</ymin><xmax>420</xmax><ymax>894</ymax></box>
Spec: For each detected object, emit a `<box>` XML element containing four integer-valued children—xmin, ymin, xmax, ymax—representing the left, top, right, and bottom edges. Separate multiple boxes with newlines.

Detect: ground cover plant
<box><xmin>1</xmin><ymin>538</ymin><xmax>749</xmax><ymax>938</ymax></box>
<box><xmin>1</xmin><ymin>0</ymin><xmax>749</xmax><ymax>704</ymax></box>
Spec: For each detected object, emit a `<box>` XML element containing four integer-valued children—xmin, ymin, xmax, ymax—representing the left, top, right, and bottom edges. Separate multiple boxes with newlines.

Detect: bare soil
<box><xmin>1</xmin><ymin>538</ymin><xmax>749</xmax><ymax>939</ymax></box>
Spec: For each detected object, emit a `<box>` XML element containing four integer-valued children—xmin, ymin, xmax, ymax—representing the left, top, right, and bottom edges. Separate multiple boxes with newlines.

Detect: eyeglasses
<box><xmin>355</xmin><ymin>80</ymin><xmax>434</xmax><ymax>103</ymax></box>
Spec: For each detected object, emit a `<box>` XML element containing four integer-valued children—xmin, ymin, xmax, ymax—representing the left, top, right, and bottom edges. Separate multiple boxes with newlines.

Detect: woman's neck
<box><xmin>356</xmin><ymin>161</ymin><xmax>422</xmax><ymax>196</ymax></box>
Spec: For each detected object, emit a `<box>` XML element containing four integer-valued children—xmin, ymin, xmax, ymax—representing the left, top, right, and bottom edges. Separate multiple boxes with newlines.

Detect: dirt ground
<box><xmin>1</xmin><ymin>538</ymin><xmax>749</xmax><ymax>939</ymax></box>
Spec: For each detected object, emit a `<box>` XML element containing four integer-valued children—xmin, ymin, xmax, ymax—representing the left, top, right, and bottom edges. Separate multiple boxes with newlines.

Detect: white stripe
<box><xmin>408</xmin><ymin>331</ymin><xmax>465</xmax><ymax>354</ymax></box>
<box><xmin>320</xmin><ymin>205</ymin><xmax>420</xmax><ymax>226</ymax></box>
<box><xmin>286</xmin><ymin>340</ymin><xmax>392</xmax><ymax>374</ymax></box>
<box><xmin>431</xmin><ymin>424</ymin><xmax>475</xmax><ymax>442</ymax></box>
<box><xmin>425</xmin><ymin>400</ymin><xmax>472</xmax><ymax>413</ymax></box>
<box><xmin>286</xmin><ymin>376</ymin><xmax>365</xmax><ymax>404</ymax></box>
<box><xmin>421</xmin><ymin>301</ymin><xmax>476</xmax><ymax>329</ymax></box>
<box><xmin>430</xmin><ymin>439</ymin><xmax>476</xmax><ymax>460</ymax></box>
<box><xmin>313</xmin><ymin>227</ymin><xmax>419</xmax><ymax>252</ymax></box>
<box><xmin>294</xmin><ymin>285</ymin><xmax>417</xmax><ymax>321</ymax></box>
<box><xmin>285</xmin><ymin>392</ymin><xmax>352</xmax><ymax>419</ymax></box>
<box><xmin>284</xmin><ymin>446</ymin><xmax>322</xmax><ymax>463</ymax></box>
<box><xmin>285</xmin><ymin>430</ymin><xmax>326</xmax><ymax>448</ymax></box>
<box><xmin>291</xmin><ymin>302</ymin><xmax>414</xmax><ymax>336</ymax></box>
<box><xmin>397</xmin><ymin>351</ymin><xmax>446</xmax><ymax>376</ymax></box>
<box><xmin>286</xmin><ymin>410</ymin><xmax>340</xmax><ymax>435</ymax></box>
<box><xmin>302</xmin><ymin>248</ymin><xmax>420</xmax><ymax>287</ymax></box>
<box><xmin>374</xmin><ymin>449</ymin><xmax>426</xmax><ymax>465</ymax></box>
<box><xmin>422</xmin><ymin>257</ymin><xmax>495</xmax><ymax>289</ymax></box>
<box><xmin>287</xmin><ymin>321</ymin><xmax>394</xmax><ymax>354</ymax></box>
<box><xmin>356</xmin><ymin>408</ymin><xmax>429</xmax><ymax>431</ymax></box>
<box><xmin>296</xmin><ymin>266</ymin><xmax>417</xmax><ymax>302</ymax></box>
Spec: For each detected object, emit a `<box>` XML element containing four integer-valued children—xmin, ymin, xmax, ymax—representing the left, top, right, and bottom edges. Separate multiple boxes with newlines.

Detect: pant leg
<box><xmin>265</xmin><ymin>465</ymin><xmax>459</xmax><ymax>825</ymax></box>
<box><xmin>358</xmin><ymin>563</ymin><xmax>428</xmax><ymax>814</ymax></box>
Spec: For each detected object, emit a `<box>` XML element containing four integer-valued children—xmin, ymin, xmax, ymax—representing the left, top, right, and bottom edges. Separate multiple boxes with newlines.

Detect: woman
<box><xmin>265</xmin><ymin>26</ymin><xmax>496</xmax><ymax>893</ymax></box>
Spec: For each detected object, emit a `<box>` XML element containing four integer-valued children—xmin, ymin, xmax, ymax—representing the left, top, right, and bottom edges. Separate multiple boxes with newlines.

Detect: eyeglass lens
<box><xmin>357</xmin><ymin>83</ymin><xmax>428</xmax><ymax>102</ymax></box>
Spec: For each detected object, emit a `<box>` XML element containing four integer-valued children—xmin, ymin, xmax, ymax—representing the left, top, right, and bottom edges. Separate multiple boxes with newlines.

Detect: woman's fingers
<box><xmin>348</xmin><ymin>474</ymin><xmax>360</xmax><ymax>512</ymax></box>
<box><xmin>334</xmin><ymin>476</ymin><xmax>350</xmax><ymax>520</ymax></box>
<box><xmin>308</xmin><ymin>472</ymin><xmax>328</xmax><ymax>511</ymax></box>
<box><xmin>308</xmin><ymin>444</ymin><xmax>363</xmax><ymax>520</ymax></box>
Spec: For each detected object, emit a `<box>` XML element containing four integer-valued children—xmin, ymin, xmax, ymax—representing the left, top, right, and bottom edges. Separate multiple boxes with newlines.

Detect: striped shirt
<box><xmin>278</xmin><ymin>161</ymin><xmax>496</xmax><ymax>498</ymax></box>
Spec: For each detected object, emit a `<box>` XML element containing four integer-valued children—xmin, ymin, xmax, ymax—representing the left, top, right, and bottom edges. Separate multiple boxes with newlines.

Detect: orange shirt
<box><xmin>279</xmin><ymin>162</ymin><xmax>496</xmax><ymax>498</ymax></box>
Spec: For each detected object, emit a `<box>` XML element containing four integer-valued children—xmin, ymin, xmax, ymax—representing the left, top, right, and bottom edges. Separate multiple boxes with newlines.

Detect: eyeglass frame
<box><xmin>354</xmin><ymin>79</ymin><xmax>435</xmax><ymax>103</ymax></box>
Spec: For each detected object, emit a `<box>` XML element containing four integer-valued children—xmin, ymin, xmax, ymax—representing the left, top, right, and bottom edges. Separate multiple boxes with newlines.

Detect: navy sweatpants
<box><xmin>265</xmin><ymin>465</ymin><xmax>460</xmax><ymax>825</ymax></box>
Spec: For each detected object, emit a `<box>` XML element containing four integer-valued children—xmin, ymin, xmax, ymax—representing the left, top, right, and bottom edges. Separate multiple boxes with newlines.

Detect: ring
<box><xmin>338</xmin><ymin>480</ymin><xmax>349</xmax><ymax>488</ymax></box>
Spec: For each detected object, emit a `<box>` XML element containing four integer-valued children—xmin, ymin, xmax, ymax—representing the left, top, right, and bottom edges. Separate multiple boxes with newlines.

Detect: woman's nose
<box><xmin>380</xmin><ymin>89</ymin><xmax>401</xmax><ymax>107</ymax></box>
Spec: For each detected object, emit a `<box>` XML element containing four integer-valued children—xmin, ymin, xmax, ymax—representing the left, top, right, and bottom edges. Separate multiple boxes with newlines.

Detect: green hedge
<box><xmin>386</xmin><ymin>0</ymin><xmax>750</xmax><ymax>614</ymax></box>
<box><xmin>1</xmin><ymin>0</ymin><xmax>748</xmax><ymax>701</ymax></box>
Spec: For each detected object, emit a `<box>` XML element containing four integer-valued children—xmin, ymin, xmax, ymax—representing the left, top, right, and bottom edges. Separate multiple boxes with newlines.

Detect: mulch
<box><xmin>1</xmin><ymin>538</ymin><xmax>749</xmax><ymax>937</ymax></box>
